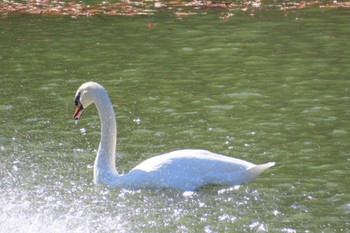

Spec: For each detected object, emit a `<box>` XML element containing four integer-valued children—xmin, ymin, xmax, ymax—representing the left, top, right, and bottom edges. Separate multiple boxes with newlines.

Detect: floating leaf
<box><xmin>147</xmin><ymin>22</ymin><xmax>155</xmax><ymax>27</ymax></box>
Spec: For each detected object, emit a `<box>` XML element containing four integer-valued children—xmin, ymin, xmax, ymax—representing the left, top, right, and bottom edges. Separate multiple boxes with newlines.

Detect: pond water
<box><xmin>0</xmin><ymin>8</ymin><xmax>349</xmax><ymax>232</ymax></box>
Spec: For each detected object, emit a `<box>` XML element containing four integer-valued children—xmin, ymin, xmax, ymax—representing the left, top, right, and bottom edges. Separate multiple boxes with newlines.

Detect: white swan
<box><xmin>73</xmin><ymin>82</ymin><xmax>275</xmax><ymax>191</ymax></box>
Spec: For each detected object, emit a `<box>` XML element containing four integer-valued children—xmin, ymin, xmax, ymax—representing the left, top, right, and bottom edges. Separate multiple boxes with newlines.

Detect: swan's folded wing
<box><xmin>125</xmin><ymin>149</ymin><xmax>265</xmax><ymax>190</ymax></box>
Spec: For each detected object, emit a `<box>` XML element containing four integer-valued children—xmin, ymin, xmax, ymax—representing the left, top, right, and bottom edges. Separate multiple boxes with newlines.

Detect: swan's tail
<box><xmin>245</xmin><ymin>162</ymin><xmax>275</xmax><ymax>183</ymax></box>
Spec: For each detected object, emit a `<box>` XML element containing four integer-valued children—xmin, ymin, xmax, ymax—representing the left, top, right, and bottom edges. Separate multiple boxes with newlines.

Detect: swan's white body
<box><xmin>74</xmin><ymin>82</ymin><xmax>275</xmax><ymax>191</ymax></box>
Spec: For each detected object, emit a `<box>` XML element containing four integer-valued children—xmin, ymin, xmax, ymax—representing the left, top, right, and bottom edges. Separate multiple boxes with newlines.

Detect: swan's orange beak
<box><xmin>73</xmin><ymin>101</ymin><xmax>84</xmax><ymax>121</ymax></box>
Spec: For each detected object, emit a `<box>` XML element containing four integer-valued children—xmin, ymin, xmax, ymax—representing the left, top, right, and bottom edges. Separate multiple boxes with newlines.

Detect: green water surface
<box><xmin>0</xmin><ymin>8</ymin><xmax>349</xmax><ymax>232</ymax></box>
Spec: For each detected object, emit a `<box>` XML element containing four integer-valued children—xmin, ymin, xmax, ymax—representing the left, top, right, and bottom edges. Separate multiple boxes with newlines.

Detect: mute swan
<box><xmin>73</xmin><ymin>82</ymin><xmax>275</xmax><ymax>191</ymax></box>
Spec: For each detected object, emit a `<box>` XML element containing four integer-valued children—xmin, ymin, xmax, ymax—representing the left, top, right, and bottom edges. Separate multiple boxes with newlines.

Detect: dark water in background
<box><xmin>0</xmin><ymin>8</ymin><xmax>349</xmax><ymax>232</ymax></box>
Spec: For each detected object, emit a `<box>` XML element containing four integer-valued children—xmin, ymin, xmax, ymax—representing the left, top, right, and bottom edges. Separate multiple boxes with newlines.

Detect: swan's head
<box><xmin>73</xmin><ymin>82</ymin><xmax>104</xmax><ymax>122</ymax></box>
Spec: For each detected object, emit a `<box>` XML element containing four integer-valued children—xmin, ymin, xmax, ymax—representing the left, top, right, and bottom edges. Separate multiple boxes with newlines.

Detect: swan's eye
<box><xmin>74</xmin><ymin>92</ymin><xmax>81</xmax><ymax>106</ymax></box>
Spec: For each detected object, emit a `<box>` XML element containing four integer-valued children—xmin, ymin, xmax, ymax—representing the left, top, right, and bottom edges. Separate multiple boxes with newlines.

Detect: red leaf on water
<box><xmin>147</xmin><ymin>22</ymin><xmax>155</xmax><ymax>28</ymax></box>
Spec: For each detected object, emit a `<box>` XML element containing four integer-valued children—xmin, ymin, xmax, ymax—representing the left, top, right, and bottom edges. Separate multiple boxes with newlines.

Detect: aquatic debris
<box><xmin>0</xmin><ymin>0</ymin><xmax>349</xmax><ymax>17</ymax></box>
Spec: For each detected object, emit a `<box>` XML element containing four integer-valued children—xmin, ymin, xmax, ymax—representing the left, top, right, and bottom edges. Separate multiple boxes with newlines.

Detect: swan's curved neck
<box><xmin>94</xmin><ymin>90</ymin><xmax>119</xmax><ymax>183</ymax></box>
